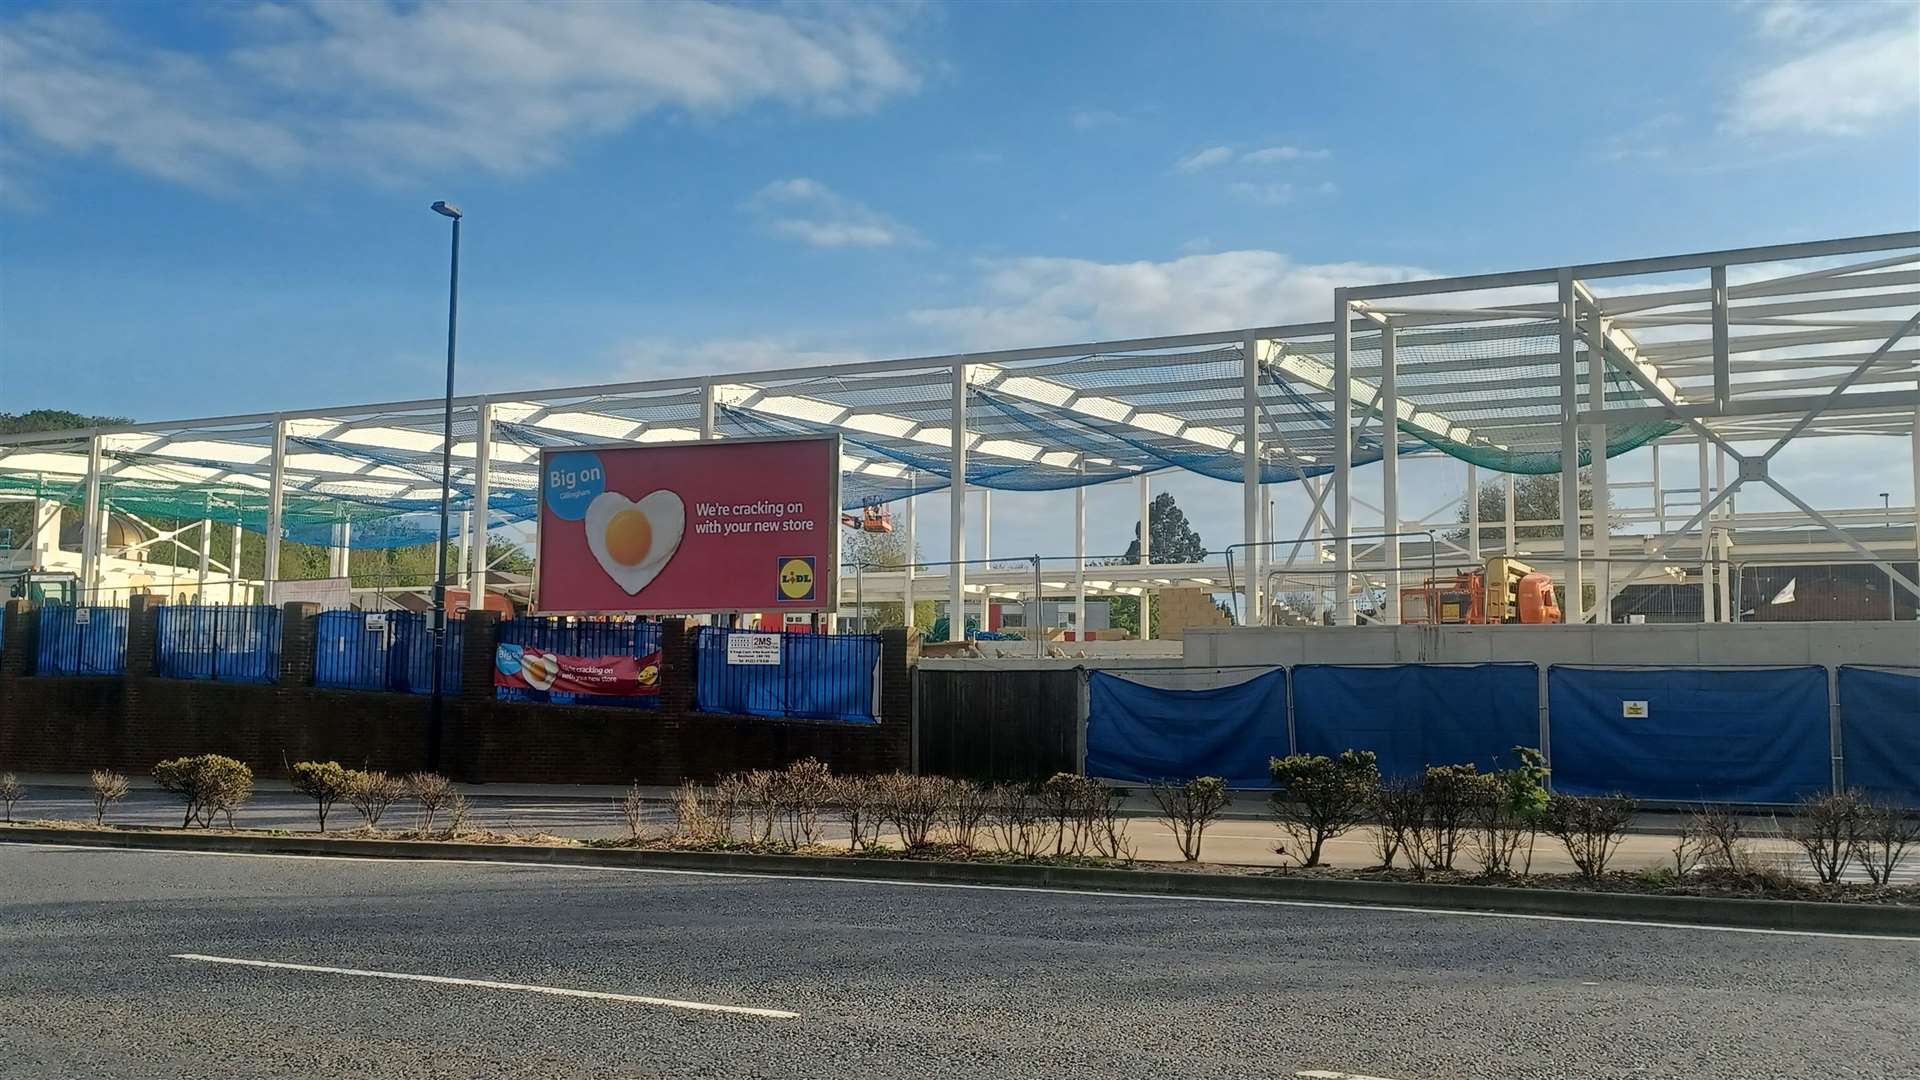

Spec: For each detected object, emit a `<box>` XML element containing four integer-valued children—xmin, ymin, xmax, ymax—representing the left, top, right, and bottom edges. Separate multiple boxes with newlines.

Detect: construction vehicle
<box><xmin>839</xmin><ymin>499</ymin><xmax>894</xmax><ymax>534</ymax></box>
<box><xmin>2</xmin><ymin>569</ymin><xmax>79</xmax><ymax>605</ymax></box>
<box><xmin>1400</xmin><ymin>556</ymin><xmax>1562</xmax><ymax>625</ymax></box>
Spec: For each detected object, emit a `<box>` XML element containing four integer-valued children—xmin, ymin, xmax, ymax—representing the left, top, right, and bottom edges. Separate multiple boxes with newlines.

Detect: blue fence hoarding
<box><xmin>694</xmin><ymin>627</ymin><xmax>880</xmax><ymax>724</ymax></box>
<box><xmin>1086</xmin><ymin>669</ymin><xmax>1288</xmax><ymax>788</ymax></box>
<box><xmin>154</xmin><ymin>604</ymin><xmax>280</xmax><ymax>684</ymax></box>
<box><xmin>1292</xmin><ymin>663</ymin><xmax>1540</xmax><ymax>780</ymax></box>
<box><xmin>1837</xmin><ymin>665</ymin><xmax>1920</xmax><ymax>804</ymax></box>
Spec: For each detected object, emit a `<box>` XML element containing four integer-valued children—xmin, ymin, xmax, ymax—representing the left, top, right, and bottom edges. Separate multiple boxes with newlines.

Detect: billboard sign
<box><xmin>535</xmin><ymin>434</ymin><xmax>840</xmax><ymax>614</ymax></box>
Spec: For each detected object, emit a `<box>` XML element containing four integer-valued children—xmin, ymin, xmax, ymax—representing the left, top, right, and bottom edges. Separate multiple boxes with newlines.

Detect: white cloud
<box><xmin>906</xmin><ymin>250</ymin><xmax>1427</xmax><ymax>350</ymax></box>
<box><xmin>747</xmin><ymin>177</ymin><xmax>919</xmax><ymax>249</ymax></box>
<box><xmin>1175</xmin><ymin>145</ymin><xmax>1234</xmax><ymax>172</ymax></box>
<box><xmin>1726</xmin><ymin>5</ymin><xmax>1920</xmax><ymax>136</ymax></box>
<box><xmin>0</xmin><ymin>2</ymin><xmax>925</xmax><ymax>188</ymax></box>
<box><xmin>1241</xmin><ymin>145</ymin><xmax>1331</xmax><ymax>164</ymax></box>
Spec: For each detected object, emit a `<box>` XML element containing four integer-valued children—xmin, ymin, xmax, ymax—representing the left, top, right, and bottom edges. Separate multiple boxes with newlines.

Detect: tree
<box><xmin>1450</xmin><ymin>471</ymin><xmax>1604</xmax><ymax>548</ymax></box>
<box><xmin>842</xmin><ymin>521</ymin><xmax>934</xmax><ymax>631</ymax></box>
<box><xmin>1109</xmin><ymin>492</ymin><xmax>1207</xmax><ymax>637</ymax></box>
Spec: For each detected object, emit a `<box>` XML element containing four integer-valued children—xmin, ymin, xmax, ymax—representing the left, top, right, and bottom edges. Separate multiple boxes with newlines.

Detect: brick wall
<box><xmin>0</xmin><ymin>601</ymin><xmax>909</xmax><ymax>785</ymax></box>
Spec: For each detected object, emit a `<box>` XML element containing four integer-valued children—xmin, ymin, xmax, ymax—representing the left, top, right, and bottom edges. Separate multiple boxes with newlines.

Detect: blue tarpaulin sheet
<box><xmin>1085</xmin><ymin>669</ymin><xmax>1288</xmax><ymax>788</ymax></box>
<box><xmin>1548</xmin><ymin>666</ymin><xmax>1830</xmax><ymax>804</ymax></box>
<box><xmin>1838</xmin><ymin>666</ymin><xmax>1920</xmax><ymax>804</ymax></box>
<box><xmin>1291</xmin><ymin>663</ymin><xmax>1540</xmax><ymax>779</ymax></box>
<box><xmin>693</xmin><ymin>629</ymin><xmax>881</xmax><ymax>724</ymax></box>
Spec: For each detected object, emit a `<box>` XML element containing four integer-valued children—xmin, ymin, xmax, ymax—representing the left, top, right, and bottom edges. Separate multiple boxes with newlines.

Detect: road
<box><xmin>2</xmin><ymin>843</ymin><xmax>1916</xmax><ymax>1079</ymax></box>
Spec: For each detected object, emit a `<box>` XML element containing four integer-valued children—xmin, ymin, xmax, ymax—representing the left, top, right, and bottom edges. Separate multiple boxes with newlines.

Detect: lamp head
<box><xmin>431</xmin><ymin>200</ymin><xmax>463</xmax><ymax>220</ymax></box>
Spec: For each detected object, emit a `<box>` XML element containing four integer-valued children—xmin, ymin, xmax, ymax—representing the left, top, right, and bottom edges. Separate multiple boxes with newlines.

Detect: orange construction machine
<box><xmin>1400</xmin><ymin>556</ymin><xmax>1562</xmax><ymax>625</ymax></box>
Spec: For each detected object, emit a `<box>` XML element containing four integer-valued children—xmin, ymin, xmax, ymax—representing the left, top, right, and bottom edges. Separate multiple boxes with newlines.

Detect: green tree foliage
<box><xmin>1451</xmin><ymin>471</ymin><xmax>1603</xmax><ymax>547</ymax></box>
<box><xmin>1108</xmin><ymin>491</ymin><xmax>1208</xmax><ymax>637</ymax></box>
<box><xmin>1268</xmin><ymin>750</ymin><xmax>1381</xmax><ymax>867</ymax></box>
<box><xmin>842</xmin><ymin>521</ymin><xmax>934</xmax><ymax>631</ymax></box>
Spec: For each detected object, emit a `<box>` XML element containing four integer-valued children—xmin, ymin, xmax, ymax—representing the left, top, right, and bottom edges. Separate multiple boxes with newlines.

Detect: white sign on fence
<box><xmin>73</xmin><ymin>608</ymin><xmax>91</xmax><ymax>625</ymax></box>
<box><xmin>364</xmin><ymin>613</ymin><xmax>389</xmax><ymax>631</ymax></box>
<box><xmin>726</xmin><ymin>632</ymin><xmax>782</xmax><ymax>666</ymax></box>
<box><xmin>1622</xmin><ymin>700</ymin><xmax>1649</xmax><ymax>719</ymax></box>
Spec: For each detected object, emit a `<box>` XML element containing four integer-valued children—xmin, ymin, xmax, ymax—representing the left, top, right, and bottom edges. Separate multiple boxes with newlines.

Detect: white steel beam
<box><xmin>1558</xmin><ymin>271</ymin><xmax>1583</xmax><ymax>623</ymax></box>
<box><xmin>1242</xmin><ymin>334</ymin><xmax>1263</xmax><ymax>625</ymax></box>
<box><xmin>1137</xmin><ymin>474</ymin><xmax>1151</xmax><ymax>641</ymax></box>
<box><xmin>1588</xmin><ymin>306</ymin><xmax>1612</xmax><ymax>623</ymax></box>
<box><xmin>263</xmin><ymin>418</ymin><xmax>287</xmax><ymax>605</ymax></box>
<box><xmin>469</xmin><ymin>402</ymin><xmax>493</xmax><ymax>607</ymax></box>
<box><xmin>949</xmin><ymin>364</ymin><xmax>967</xmax><ymax>642</ymax></box>
<box><xmin>1381</xmin><ymin>321</ymin><xmax>1400</xmax><ymax>624</ymax></box>
<box><xmin>1333</xmin><ymin>295</ymin><xmax>1354</xmax><ymax>625</ymax></box>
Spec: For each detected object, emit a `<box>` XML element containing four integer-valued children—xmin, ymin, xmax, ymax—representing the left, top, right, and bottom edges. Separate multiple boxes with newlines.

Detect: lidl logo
<box><xmin>777</xmin><ymin>556</ymin><xmax>817</xmax><ymax>602</ymax></box>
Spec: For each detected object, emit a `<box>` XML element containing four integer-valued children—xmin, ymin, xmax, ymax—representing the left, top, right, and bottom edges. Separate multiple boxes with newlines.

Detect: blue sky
<box><xmin>1</xmin><ymin>0</ymin><xmax>1917</xmax><ymax>560</ymax></box>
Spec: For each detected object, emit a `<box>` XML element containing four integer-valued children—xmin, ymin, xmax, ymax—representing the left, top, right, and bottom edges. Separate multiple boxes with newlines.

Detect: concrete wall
<box><xmin>1183</xmin><ymin>622</ymin><xmax>1920</xmax><ymax>669</ymax></box>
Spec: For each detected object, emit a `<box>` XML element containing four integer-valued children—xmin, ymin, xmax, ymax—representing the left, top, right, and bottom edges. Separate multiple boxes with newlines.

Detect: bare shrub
<box><xmin>1543</xmin><ymin>793</ymin><xmax>1637</xmax><ymax>882</ymax></box>
<box><xmin>1416</xmin><ymin>764</ymin><xmax>1479</xmax><ymax>872</ymax></box>
<box><xmin>443</xmin><ymin>790</ymin><xmax>472</xmax><ymax>836</ymax></box>
<box><xmin>775</xmin><ymin>758</ymin><xmax>833</xmax><ymax>848</ymax></box>
<box><xmin>0</xmin><ymin>773</ymin><xmax>23</xmax><ymax>823</ymax></box>
<box><xmin>1085</xmin><ymin>784</ymin><xmax>1133</xmax><ymax>861</ymax></box>
<box><xmin>1465</xmin><ymin>750</ymin><xmax>1549</xmax><ymax>877</ymax></box>
<box><xmin>734</xmin><ymin>770</ymin><xmax>780</xmax><ymax>845</ymax></box>
<box><xmin>288</xmin><ymin>761</ymin><xmax>349</xmax><ymax>832</ymax></box>
<box><xmin>1269</xmin><ymin>751</ymin><xmax>1379</xmax><ymax>867</ymax></box>
<box><xmin>1040</xmin><ymin>773</ymin><xmax>1095</xmax><ymax>856</ymax></box>
<box><xmin>1671</xmin><ymin>825</ymin><xmax>1706</xmax><ymax>878</ymax></box>
<box><xmin>672</xmin><ymin>781</ymin><xmax>728</xmax><ymax>844</ymax></box>
<box><xmin>834</xmin><ymin>775</ymin><xmax>885</xmax><ymax>850</ymax></box>
<box><xmin>939</xmin><ymin>778</ymin><xmax>994</xmax><ymax>851</ymax></box>
<box><xmin>1689</xmin><ymin>804</ymin><xmax>1751</xmax><ymax>871</ymax></box>
<box><xmin>986</xmin><ymin>783</ymin><xmax>1050</xmax><ymax>858</ymax></box>
<box><xmin>1788</xmin><ymin>790</ymin><xmax>1864</xmax><ymax>885</ymax></box>
<box><xmin>1149</xmin><ymin>777</ymin><xmax>1231</xmax><ymax>862</ymax></box>
<box><xmin>1852</xmin><ymin>798</ymin><xmax>1920</xmax><ymax>886</ymax></box>
<box><xmin>342</xmin><ymin>769</ymin><xmax>407</xmax><ymax>830</ymax></box>
<box><xmin>1369</xmin><ymin>775</ymin><xmax>1425</xmax><ymax>870</ymax></box>
<box><xmin>153</xmin><ymin>755</ymin><xmax>253</xmax><ymax>828</ymax></box>
<box><xmin>617</xmin><ymin>782</ymin><xmax>649</xmax><ymax>840</ymax></box>
<box><xmin>89</xmin><ymin>769</ymin><xmax>130</xmax><ymax>826</ymax></box>
<box><xmin>405</xmin><ymin>773</ymin><xmax>456</xmax><ymax>834</ymax></box>
<box><xmin>880</xmin><ymin>772</ymin><xmax>948</xmax><ymax>849</ymax></box>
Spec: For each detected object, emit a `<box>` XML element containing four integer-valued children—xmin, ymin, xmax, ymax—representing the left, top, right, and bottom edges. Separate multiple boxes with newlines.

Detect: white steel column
<box><xmin>1467</xmin><ymin>463</ymin><xmax>1480</xmax><ymax>562</ymax></box>
<box><xmin>700</xmin><ymin>380</ymin><xmax>717</xmax><ymax>441</ymax></box>
<box><xmin>1587</xmin><ymin>306</ymin><xmax>1611</xmax><ymax>623</ymax></box>
<box><xmin>1137</xmin><ymin>473</ymin><xmax>1151</xmax><ymax>641</ymax></box>
<box><xmin>1697</xmin><ymin>435</ymin><xmax>1713</xmax><ymax>621</ymax></box>
<box><xmin>1381</xmin><ymin>320</ymin><xmax>1401</xmax><ymax>624</ymax></box>
<box><xmin>1074</xmin><ymin>475</ymin><xmax>1087</xmax><ymax>640</ymax></box>
<box><xmin>229</xmin><ymin>521</ymin><xmax>242</xmax><ymax>604</ymax></box>
<box><xmin>1241</xmin><ymin>334</ymin><xmax>1263</xmax><ymax>625</ymax></box>
<box><xmin>327</xmin><ymin>522</ymin><xmax>351</xmax><ymax>578</ymax></box>
<box><xmin>902</xmin><ymin>485</ymin><xmax>916</xmax><ymax>633</ymax></box>
<box><xmin>196</xmin><ymin>515</ymin><xmax>212</xmax><ymax>598</ymax></box>
<box><xmin>469</xmin><ymin>401</ymin><xmax>493</xmax><ymax>607</ymax></box>
<box><xmin>1557</xmin><ymin>271</ymin><xmax>1583</xmax><ymax>624</ymax></box>
<box><xmin>949</xmin><ymin>363</ymin><xmax>968</xmax><ymax>642</ymax></box>
<box><xmin>456</xmin><ymin>510</ymin><xmax>471</xmax><ymax>593</ymax></box>
<box><xmin>1912</xmin><ymin>400</ymin><xmax>1920</xmax><ymax>584</ymax></box>
<box><xmin>1652</xmin><ymin>443</ymin><xmax>1667</xmax><ymax>535</ymax></box>
<box><xmin>263</xmin><ymin>418</ymin><xmax>287</xmax><ymax>605</ymax></box>
<box><xmin>79</xmin><ymin>435</ymin><xmax>103</xmax><ymax>599</ymax></box>
<box><xmin>1718</xmin><ymin>527</ymin><xmax>1734</xmax><ymax>623</ymax></box>
<box><xmin>979</xmin><ymin>488</ymin><xmax>992</xmax><ymax>633</ymax></box>
<box><xmin>1503</xmin><ymin>472</ymin><xmax>1516</xmax><ymax>554</ymax></box>
<box><xmin>1332</xmin><ymin>296</ymin><xmax>1354</xmax><ymax>625</ymax></box>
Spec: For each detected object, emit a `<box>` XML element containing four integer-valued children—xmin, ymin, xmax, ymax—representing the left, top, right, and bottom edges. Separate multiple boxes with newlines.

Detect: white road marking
<box><xmin>170</xmin><ymin>953</ymin><xmax>797</xmax><ymax>1019</ymax></box>
<box><xmin>8</xmin><ymin>841</ymin><xmax>1916</xmax><ymax>944</ymax></box>
<box><xmin>1297</xmin><ymin>1071</ymin><xmax>1405</xmax><ymax>1080</ymax></box>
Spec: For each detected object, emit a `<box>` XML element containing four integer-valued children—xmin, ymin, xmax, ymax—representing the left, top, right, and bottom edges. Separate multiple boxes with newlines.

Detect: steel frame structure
<box><xmin>1</xmin><ymin>231</ymin><xmax>1914</xmax><ymax>637</ymax></box>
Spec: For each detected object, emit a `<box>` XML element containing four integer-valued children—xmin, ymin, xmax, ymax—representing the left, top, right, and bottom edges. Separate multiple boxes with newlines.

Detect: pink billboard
<box><xmin>535</xmin><ymin>435</ymin><xmax>841</xmax><ymax>614</ymax></box>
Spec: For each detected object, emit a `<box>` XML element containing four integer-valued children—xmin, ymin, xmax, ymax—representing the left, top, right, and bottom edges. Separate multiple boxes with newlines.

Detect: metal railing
<box><xmin>693</xmin><ymin>625</ymin><xmax>882</xmax><ymax>724</ymax></box>
<box><xmin>154</xmin><ymin>603</ymin><xmax>281</xmax><ymax>684</ymax></box>
<box><xmin>34</xmin><ymin>604</ymin><xmax>128</xmax><ymax>676</ymax></box>
<box><xmin>313</xmin><ymin>609</ymin><xmax>463</xmax><ymax>695</ymax></box>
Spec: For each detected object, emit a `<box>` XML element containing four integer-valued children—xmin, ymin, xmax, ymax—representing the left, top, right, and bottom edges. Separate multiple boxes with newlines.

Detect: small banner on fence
<box><xmin>725</xmin><ymin>632</ymin><xmax>782</xmax><ymax>665</ymax></box>
<box><xmin>493</xmin><ymin>643</ymin><xmax>661</xmax><ymax>704</ymax></box>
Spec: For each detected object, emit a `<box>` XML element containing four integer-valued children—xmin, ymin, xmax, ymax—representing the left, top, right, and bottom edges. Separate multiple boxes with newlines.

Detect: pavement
<box><xmin>6</xmin><ymin>774</ymin><xmax>1907</xmax><ymax>883</ymax></box>
<box><xmin>1</xmin><ymin>842</ymin><xmax>1917</xmax><ymax>1079</ymax></box>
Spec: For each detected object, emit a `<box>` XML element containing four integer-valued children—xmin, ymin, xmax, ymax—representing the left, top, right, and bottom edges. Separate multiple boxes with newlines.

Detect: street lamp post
<box><xmin>429</xmin><ymin>200</ymin><xmax>462</xmax><ymax>770</ymax></box>
<box><xmin>1883</xmin><ymin>492</ymin><xmax>1894</xmax><ymax>621</ymax></box>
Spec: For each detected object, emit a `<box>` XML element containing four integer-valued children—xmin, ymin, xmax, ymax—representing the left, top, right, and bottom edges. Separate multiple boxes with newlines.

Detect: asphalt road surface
<box><xmin>2</xmin><ymin>842</ymin><xmax>1916</xmax><ymax>1080</ymax></box>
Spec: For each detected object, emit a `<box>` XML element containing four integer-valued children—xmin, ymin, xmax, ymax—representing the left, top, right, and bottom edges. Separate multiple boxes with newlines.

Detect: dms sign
<box><xmin>535</xmin><ymin>434</ymin><xmax>841</xmax><ymax>614</ymax></box>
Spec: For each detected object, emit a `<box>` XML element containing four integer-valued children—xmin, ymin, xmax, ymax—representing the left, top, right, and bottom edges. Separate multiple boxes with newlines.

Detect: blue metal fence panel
<box><xmin>1293</xmin><ymin>663</ymin><xmax>1541</xmax><ymax>780</ymax></box>
<box><xmin>495</xmin><ymin>617</ymin><xmax>660</xmax><ymax>708</ymax></box>
<box><xmin>313</xmin><ymin>610</ymin><xmax>462</xmax><ymax>695</ymax></box>
<box><xmin>34</xmin><ymin>605</ymin><xmax>128</xmax><ymax>676</ymax></box>
<box><xmin>1085</xmin><ymin>668</ymin><xmax>1288</xmax><ymax>788</ymax></box>
<box><xmin>153</xmin><ymin>604</ymin><xmax>281</xmax><ymax>684</ymax></box>
<box><xmin>1547</xmin><ymin>665</ymin><xmax>1831</xmax><ymax>804</ymax></box>
<box><xmin>1838</xmin><ymin>665</ymin><xmax>1920</xmax><ymax>805</ymax></box>
<box><xmin>693</xmin><ymin>627</ymin><xmax>881</xmax><ymax>723</ymax></box>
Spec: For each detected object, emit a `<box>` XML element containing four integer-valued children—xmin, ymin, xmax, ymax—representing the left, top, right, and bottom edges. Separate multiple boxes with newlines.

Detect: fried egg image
<box><xmin>521</xmin><ymin>651</ymin><xmax>559</xmax><ymax>690</ymax></box>
<box><xmin>584</xmin><ymin>490</ymin><xmax>684</xmax><ymax>595</ymax></box>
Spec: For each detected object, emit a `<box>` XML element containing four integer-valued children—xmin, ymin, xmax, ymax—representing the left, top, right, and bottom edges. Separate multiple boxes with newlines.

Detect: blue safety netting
<box><xmin>1085</xmin><ymin>669</ymin><xmax>1289</xmax><ymax>788</ymax></box>
<box><xmin>1837</xmin><ymin>666</ymin><xmax>1920</xmax><ymax>805</ymax></box>
<box><xmin>1292</xmin><ymin>663</ymin><xmax>1540</xmax><ymax>779</ymax></box>
<box><xmin>693</xmin><ymin>627</ymin><xmax>882</xmax><ymax>724</ymax></box>
<box><xmin>1547</xmin><ymin>666</ymin><xmax>1831</xmax><ymax>804</ymax></box>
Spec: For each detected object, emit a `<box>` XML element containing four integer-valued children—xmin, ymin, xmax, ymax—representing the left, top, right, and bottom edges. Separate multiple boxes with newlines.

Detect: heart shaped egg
<box><xmin>584</xmin><ymin>489</ymin><xmax>685</xmax><ymax>595</ymax></box>
<box><xmin>521</xmin><ymin>651</ymin><xmax>559</xmax><ymax>690</ymax></box>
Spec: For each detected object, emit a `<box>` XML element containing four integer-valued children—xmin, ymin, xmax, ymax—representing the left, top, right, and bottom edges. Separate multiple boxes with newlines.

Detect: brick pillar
<box><xmin>658</xmin><ymin>618</ymin><xmax>695</xmax><ymax>717</ymax></box>
<box><xmin>125</xmin><ymin>594</ymin><xmax>157</xmax><ymax>678</ymax></box>
<box><xmin>449</xmin><ymin>608</ymin><xmax>501</xmax><ymax>780</ymax></box>
<box><xmin>278</xmin><ymin>602</ymin><xmax>320</xmax><ymax>686</ymax></box>
<box><xmin>1</xmin><ymin>598</ymin><xmax>34</xmax><ymax>679</ymax></box>
<box><xmin>879</xmin><ymin>625</ymin><xmax>909</xmax><ymax>726</ymax></box>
